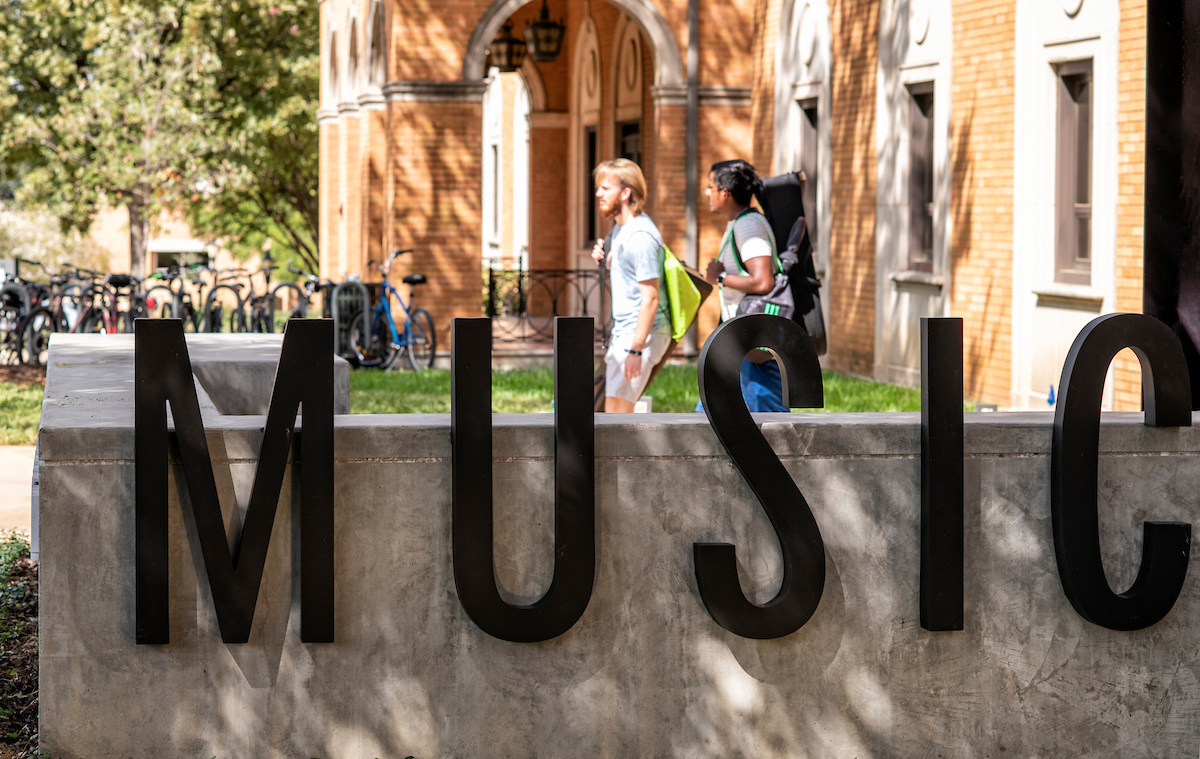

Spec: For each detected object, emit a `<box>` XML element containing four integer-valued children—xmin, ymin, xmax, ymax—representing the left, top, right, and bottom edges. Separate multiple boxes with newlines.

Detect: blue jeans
<box><xmin>694</xmin><ymin>357</ymin><xmax>787</xmax><ymax>413</ymax></box>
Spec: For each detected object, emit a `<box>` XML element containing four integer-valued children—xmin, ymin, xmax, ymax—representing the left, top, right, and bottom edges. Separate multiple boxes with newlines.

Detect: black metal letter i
<box><xmin>920</xmin><ymin>317</ymin><xmax>964</xmax><ymax>631</ymax></box>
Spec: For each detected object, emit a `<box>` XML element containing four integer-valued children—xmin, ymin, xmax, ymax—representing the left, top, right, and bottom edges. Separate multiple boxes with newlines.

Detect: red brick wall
<box><xmin>825</xmin><ymin>0</ymin><xmax>878</xmax><ymax>377</ymax></box>
<box><xmin>699</xmin><ymin>0</ymin><xmax>757</xmax><ymax>84</ymax></box>
<box><xmin>651</xmin><ymin>102</ymin><xmax>688</xmax><ymax>257</ymax></box>
<box><xmin>340</xmin><ymin>114</ymin><xmax>361</xmax><ymax>279</ymax></box>
<box><xmin>751</xmin><ymin>0</ymin><xmax>781</xmax><ymax>172</ymax></box>
<box><xmin>948</xmin><ymin>0</ymin><xmax>1016</xmax><ymax>406</ymax></box>
<box><xmin>319</xmin><ymin>122</ymin><xmax>338</xmax><ymax>278</ymax></box>
<box><xmin>1112</xmin><ymin>0</ymin><xmax>1147</xmax><ymax>411</ymax></box>
<box><xmin>394</xmin><ymin>0</ymin><xmax>491</xmax><ymax>81</ymax></box>
<box><xmin>364</xmin><ymin>109</ymin><xmax>389</xmax><ymax>276</ymax></box>
<box><xmin>529</xmin><ymin>127</ymin><xmax>569</xmax><ymax>270</ymax></box>
<box><xmin>387</xmin><ymin>102</ymin><xmax>484</xmax><ymax>340</ymax></box>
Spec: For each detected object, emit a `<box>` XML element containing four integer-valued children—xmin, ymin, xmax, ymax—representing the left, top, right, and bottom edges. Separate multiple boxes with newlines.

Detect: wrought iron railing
<box><xmin>484</xmin><ymin>266</ymin><xmax>612</xmax><ymax>345</ymax></box>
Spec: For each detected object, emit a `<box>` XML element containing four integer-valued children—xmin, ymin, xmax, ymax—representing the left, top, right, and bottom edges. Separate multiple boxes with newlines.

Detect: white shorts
<box><xmin>605</xmin><ymin>329</ymin><xmax>673</xmax><ymax>403</ymax></box>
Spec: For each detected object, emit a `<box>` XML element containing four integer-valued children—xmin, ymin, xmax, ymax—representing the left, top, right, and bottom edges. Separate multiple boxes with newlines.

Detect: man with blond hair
<box><xmin>590</xmin><ymin>158</ymin><xmax>671</xmax><ymax>413</ymax></box>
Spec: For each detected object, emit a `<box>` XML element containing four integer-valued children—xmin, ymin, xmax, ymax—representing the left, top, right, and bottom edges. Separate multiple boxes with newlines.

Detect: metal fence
<box><xmin>484</xmin><ymin>266</ymin><xmax>612</xmax><ymax>345</ymax></box>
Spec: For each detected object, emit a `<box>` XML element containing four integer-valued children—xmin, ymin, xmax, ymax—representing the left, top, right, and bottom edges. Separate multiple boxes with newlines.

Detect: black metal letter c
<box><xmin>1052</xmin><ymin>312</ymin><xmax>1192</xmax><ymax>630</ymax></box>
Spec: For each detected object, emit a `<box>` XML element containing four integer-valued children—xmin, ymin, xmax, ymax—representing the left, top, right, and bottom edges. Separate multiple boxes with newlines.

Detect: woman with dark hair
<box><xmin>699</xmin><ymin>159</ymin><xmax>787</xmax><ymax>412</ymax></box>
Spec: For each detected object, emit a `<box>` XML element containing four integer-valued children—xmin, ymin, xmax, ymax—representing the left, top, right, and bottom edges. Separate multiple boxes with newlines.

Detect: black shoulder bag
<box><xmin>729</xmin><ymin>209</ymin><xmax>796</xmax><ymax>320</ymax></box>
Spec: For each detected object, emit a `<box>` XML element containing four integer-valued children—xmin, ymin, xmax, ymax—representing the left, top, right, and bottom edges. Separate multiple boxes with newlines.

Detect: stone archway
<box><xmin>462</xmin><ymin>0</ymin><xmax>683</xmax><ymax>88</ymax></box>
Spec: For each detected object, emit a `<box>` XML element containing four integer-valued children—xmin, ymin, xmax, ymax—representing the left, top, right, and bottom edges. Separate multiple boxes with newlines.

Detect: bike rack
<box><xmin>0</xmin><ymin>282</ymin><xmax>31</xmax><ymax>315</ymax></box>
<box><xmin>332</xmin><ymin>281</ymin><xmax>370</xmax><ymax>359</ymax></box>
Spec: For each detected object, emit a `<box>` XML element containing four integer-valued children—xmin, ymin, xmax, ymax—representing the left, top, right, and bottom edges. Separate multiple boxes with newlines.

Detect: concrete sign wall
<box><xmin>38</xmin><ymin>334</ymin><xmax>1200</xmax><ymax>757</ymax></box>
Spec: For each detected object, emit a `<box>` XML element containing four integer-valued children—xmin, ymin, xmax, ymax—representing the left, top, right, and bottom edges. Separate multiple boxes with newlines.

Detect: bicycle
<box><xmin>103</xmin><ymin>273</ymin><xmax>144</xmax><ymax>333</ymax></box>
<box><xmin>201</xmin><ymin>268</ymin><xmax>252</xmax><ymax>332</ymax></box>
<box><xmin>279</xmin><ymin>266</ymin><xmax>337</xmax><ymax>320</ymax></box>
<box><xmin>0</xmin><ymin>257</ymin><xmax>49</xmax><ymax>363</ymax></box>
<box><xmin>348</xmin><ymin>248</ymin><xmax>437</xmax><ymax>370</ymax></box>
<box><xmin>144</xmin><ymin>265</ymin><xmax>210</xmax><ymax>332</ymax></box>
<box><xmin>243</xmin><ymin>266</ymin><xmax>282</xmax><ymax>333</ymax></box>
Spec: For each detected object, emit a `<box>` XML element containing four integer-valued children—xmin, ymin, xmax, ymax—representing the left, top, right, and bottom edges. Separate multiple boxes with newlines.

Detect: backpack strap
<box><xmin>728</xmin><ymin>208</ymin><xmax>781</xmax><ymax>276</ymax></box>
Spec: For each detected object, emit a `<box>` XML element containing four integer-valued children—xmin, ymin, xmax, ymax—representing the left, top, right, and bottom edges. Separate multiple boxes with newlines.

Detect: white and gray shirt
<box><xmin>717</xmin><ymin>211</ymin><xmax>777</xmax><ymax>320</ymax></box>
<box><xmin>608</xmin><ymin>214</ymin><xmax>671</xmax><ymax>338</ymax></box>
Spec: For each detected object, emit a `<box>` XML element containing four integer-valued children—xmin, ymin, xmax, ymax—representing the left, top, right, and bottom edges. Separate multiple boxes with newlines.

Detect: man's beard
<box><xmin>598</xmin><ymin>198</ymin><xmax>616</xmax><ymax>220</ymax></box>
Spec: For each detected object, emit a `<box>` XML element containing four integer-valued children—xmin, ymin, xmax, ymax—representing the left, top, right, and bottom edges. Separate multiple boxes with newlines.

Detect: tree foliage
<box><xmin>183</xmin><ymin>0</ymin><xmax>318</xmax><ymax>274</ymax></box>
<box><xmin>0</xmin><ymin>0</ymin><xmax>318</xmax><ymax>274</ymax></box>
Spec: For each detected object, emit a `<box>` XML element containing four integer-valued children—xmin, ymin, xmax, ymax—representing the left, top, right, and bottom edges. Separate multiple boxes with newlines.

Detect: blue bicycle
<box><xmin>349</xmin><ymin>248</ymin><xmax>437</xmax><ymax>370</ymax></box>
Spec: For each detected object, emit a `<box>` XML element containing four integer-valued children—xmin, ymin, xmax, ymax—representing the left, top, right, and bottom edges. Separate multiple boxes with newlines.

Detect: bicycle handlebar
<box><xmin>379</xmin><ymin>248</ymin><xmax>413</xmax><ymax>276</ymax></box>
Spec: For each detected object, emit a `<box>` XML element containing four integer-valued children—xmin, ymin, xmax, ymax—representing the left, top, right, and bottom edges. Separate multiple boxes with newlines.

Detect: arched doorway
<box><xmin>465</xmin><ymin>0</ymin><xmax>682</xmax><ymax>277</ymax></box>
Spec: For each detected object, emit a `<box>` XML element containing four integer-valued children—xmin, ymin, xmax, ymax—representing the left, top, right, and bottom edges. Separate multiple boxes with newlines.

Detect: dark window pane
<box><xmin>1072</xmin><ymin>77</ymin><xmax>1091</xmax><ymax>204</ymax></box>
<box><xmin>619</xmin><ymin>121</ymin><xmax>641</xmax><ymax>166</ymax></box>
<box><xmin>585</xmin><ymin>127</ymin><xmax>597</xmax><ymax>245</ymax></box>
<box><xmin>1055</xmin><ymin>62</ymin><xmax>1092</xmax><ymax>285</ymax></box>
<box><xmin>909</xmin><ymin>87</ymin><xmax>934</xmax><ymax>272</ymax></box>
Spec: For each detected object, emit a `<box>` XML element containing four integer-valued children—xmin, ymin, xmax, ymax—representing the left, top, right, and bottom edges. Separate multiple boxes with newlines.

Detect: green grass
<box><xmin>0</xmin><ymin>383</ymin><xmax>43</xmax><ymax>446</ymax></box>
<box><xmin>350</xmin><ymin>366</ymin><xmax>560</xmax><ymax>413</ymax></box>
<box><xmin>348</xmin><ymin>363</ymin><xmax>932</xmax><ymax>414</ymax></box>
<box><xmin>816</xmin><ymin>370</ymin><xmax>925</xmax><ymax>412</ymax></box>
<box><xmin>0</xmin><ymin>367</ymin><xmax>936</xmax><ymax>444</ymax></box>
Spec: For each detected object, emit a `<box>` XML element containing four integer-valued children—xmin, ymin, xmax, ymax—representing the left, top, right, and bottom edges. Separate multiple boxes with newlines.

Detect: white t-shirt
<box><xmin>717</xmin><ymin>211</ymin><xmax>777</xmax><ymax>320</ymax></box>
<box><xmin>608</xmin><ymin>214</ymin><xmax>670</xmax><ymax>338</ymax></box>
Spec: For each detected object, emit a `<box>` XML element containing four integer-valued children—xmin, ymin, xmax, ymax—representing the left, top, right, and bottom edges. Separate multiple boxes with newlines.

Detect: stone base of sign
<box><xmin>37</xmin><ymin>335</ymin><xmax>1200</xmax><ymax>757</ymax></box>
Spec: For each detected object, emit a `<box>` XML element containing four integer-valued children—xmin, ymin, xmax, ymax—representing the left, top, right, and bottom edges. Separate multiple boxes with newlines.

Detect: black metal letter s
<box><xmin>451</xmin><ymin>317</ymin><xmax>595</xmax><ymax>642</ymax></box>
<box><xmin>695</xmin><ymin>314</ymin><xmax>825</xmax><ymax>639</ymax></box>
<box><xmin>1053</xmin><ymin>313</ymin><xmax>1192</xmax><ymax>630</ymax></box>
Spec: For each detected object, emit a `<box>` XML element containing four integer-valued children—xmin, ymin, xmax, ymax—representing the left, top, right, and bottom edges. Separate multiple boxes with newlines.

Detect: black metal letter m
<box><xmin>135</xmin><ymin>319</ymin><xmax>334</xmax><ymax>644</ymax></box>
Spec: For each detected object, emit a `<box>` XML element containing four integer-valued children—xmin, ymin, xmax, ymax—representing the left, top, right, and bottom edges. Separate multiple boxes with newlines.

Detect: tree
<box><xmin>180</xmin><ymin>0</ymin><xmax>319</xmax><ymax>275</ymax></box>
<box><xmin>0</xmin><ymin>0</ymin><xmax>320</xmax><ymax>276</ymax></box>
<box><xmin>6</xmin><ymin>4</ymin><xmax>230</xmax><ymax>274</ymax></box>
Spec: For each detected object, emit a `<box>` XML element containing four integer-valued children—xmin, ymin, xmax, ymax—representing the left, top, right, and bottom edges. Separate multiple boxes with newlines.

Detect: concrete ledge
<box><xmin>36</xmin><ymin>335</ymin><xmax>1200</xmax><ymax>757</ymax></box>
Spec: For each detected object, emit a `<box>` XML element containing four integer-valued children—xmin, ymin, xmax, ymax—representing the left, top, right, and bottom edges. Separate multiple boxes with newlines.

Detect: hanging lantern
<box><xmin>488</xmin><ymin>21</ymin><xmax>527</xmax><ymax>73</ymax></box>
<box><xmin>524</xmin><ymin>0</ymin><xmax>566</xmax><ymax>63</ymax></box>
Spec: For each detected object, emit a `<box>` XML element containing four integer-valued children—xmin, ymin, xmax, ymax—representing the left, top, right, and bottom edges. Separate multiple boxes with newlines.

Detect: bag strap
<box><xmin>729</xmin><ymin>208</ymin><xmax>781</xmax><ymax>277</ymax></box>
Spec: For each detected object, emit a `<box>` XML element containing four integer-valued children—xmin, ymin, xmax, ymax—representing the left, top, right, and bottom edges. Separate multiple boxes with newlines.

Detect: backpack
<box><xmin>728</xmin><ymin>209</ymin><xmax>796</xmax><ymax>320</ymax></box>
<box><xmin>661</xmin><ymin>244</ymin><xmax>708</xmax><ymax>341</ymax></box>
<box><xmin>753</xmin><ymin>172</ymin><xmax>827</xmax><ymax>355</ymax></box>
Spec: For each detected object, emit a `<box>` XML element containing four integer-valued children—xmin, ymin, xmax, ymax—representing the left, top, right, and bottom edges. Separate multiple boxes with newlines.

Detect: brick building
<box><xmin>319</xmin><ymin>0</ymin><xmax>1148</xmax><ymax>410</ymax></box>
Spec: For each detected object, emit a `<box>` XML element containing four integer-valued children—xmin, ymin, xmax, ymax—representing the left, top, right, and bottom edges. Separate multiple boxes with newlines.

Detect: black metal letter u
<box><xmin>450</xmin><ymin>317</ymin><xmax>595</xmax><ymax>642</ymax></box>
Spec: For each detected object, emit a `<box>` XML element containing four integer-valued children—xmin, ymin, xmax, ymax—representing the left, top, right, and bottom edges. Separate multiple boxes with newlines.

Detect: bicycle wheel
<box><xmin>347</xmin><ymin>309</ymin><xmax>397</xmax><ymax>368</ymax></box>
<box><xmin>405</xmin><ymin>307</ymin><xmax>437</xmax><ymax>371</ymax></box>
<box><xmin>116</xmin><ymin>309</ymin><xmax>139</xmax><ymax>333</ymax></box>
<box><xmin>0</xmin><ymin>306</ymin><xmax>21</xmax><ymax>365</ymax></box>
<box><xmin>271</xmin><ymin>282</ymin><xmax>307</xmax><ymax>322</ymax></box>
<box><xmin>144</xmin><ymin>286</ymin><xmax>176</xmax><ymax>319</ymax></box>
<box><xmin>251</xmin><ymin>303</ymin><xmax>273</xmax><ymax>333</ymax></box>
<box><xmin>182</xmin><ymin>302</ymin><xmax>201</xmax><ymax>332</ymax></box>
<box><xmin>82</xmin><ymin>310</ymin><xmax>109</xmax><ymax>334</ymax></box>
<box><xmin>203</xmin><ymin>303</ymin><xmax>224</xmax><ymax>332</ymax></box>
<box><xmin>21</xmin><ymin>308</ymin><xmax>55</xmax><ymax>365</ymax></box>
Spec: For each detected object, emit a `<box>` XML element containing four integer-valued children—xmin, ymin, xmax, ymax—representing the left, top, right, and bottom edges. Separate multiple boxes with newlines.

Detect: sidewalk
<box><xmin>0</xmin><ymin>445</ymin><xmax>34</xmax><ymax>535</ymax></box>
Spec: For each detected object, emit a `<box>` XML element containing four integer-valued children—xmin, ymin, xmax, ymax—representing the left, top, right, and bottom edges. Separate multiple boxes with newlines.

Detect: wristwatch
<box><xmin>716</xmin><ymin>270</ymin><xmax>727</xmax><ymax>285</ymax></box>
